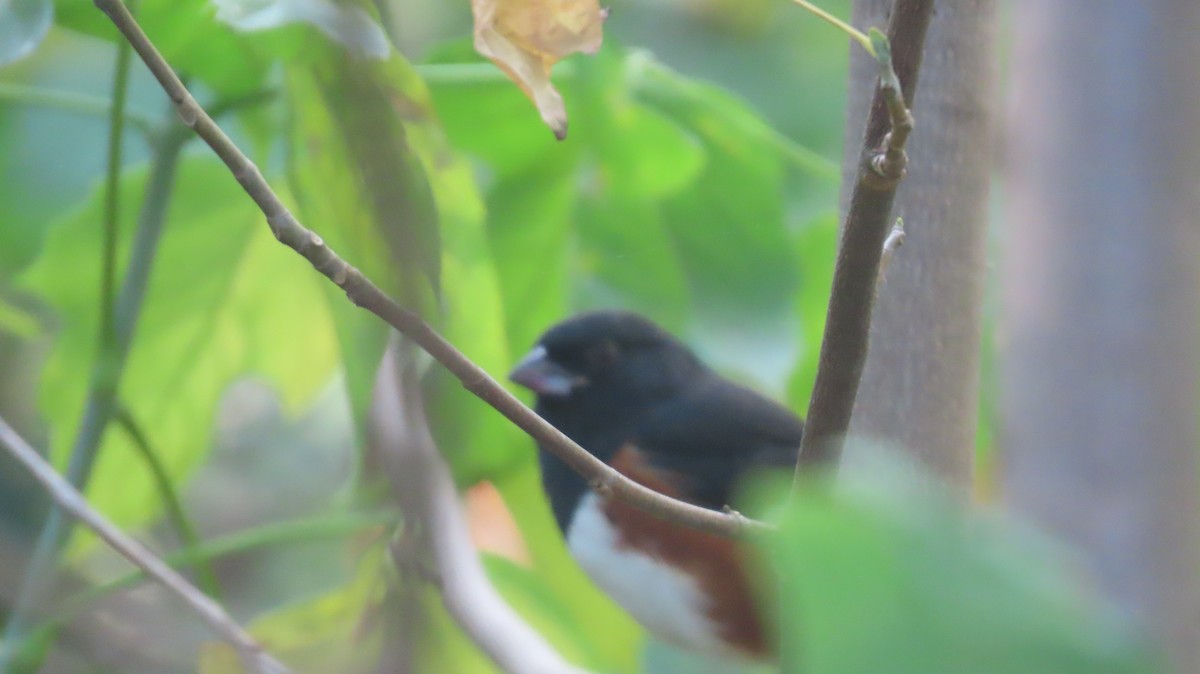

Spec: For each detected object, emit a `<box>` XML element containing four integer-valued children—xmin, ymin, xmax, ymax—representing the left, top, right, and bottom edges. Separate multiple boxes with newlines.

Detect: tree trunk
<box><xmin>1001</xmin><ymin>3</ymin><xmax>1200</xmax><ymax>671</ymax></box>
<box><xmin>842</xmin><ymin>0</ymin><xmax>997</xmax><ymax>494</ymax></box>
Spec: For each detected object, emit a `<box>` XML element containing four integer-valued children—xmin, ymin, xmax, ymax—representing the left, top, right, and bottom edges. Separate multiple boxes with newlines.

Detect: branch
<box><xmin>794</xmin><ymin>0</ymin><xmax>934</xmax><ymax>475</ymax></box>
<box><xmin>372</xmin><ymin>342</ymin><xmax>594</xmax><ymax>674</ymax></box>
<box><xmin>0</xmin><ymin>417</ymin><xmax>291</xmax><ymax>674</ymax></box>
<box><xmin>91</xmin><ymin>0</ymin><xmax>766</xmax><ymax>540</ymax></box>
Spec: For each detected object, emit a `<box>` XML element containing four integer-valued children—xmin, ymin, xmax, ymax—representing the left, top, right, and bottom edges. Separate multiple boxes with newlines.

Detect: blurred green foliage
<box><xmin>758</xmin><ymin>453</ymin><xmax>1161</xmax><ymax>674</ymax></box>
<box><xmin>0</xmin><ymin>0</ymin><xmax>1159</xmax><ymax>673</ymax></box>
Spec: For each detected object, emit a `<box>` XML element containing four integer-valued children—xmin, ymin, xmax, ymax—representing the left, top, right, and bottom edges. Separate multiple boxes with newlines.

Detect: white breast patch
<box><xmin>566</xmin><ymin>493</ymin><xmax>727</xmax><ymax>655</ymax></box>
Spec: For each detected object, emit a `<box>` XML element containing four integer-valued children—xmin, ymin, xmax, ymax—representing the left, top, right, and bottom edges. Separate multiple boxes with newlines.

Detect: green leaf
<box><xmin>285</xmin><ymin>44</ymin><xmax>527</xmax><ymax>482</ymax></box>
<box><xmin>420</xmin><ymin>36</ymin><xmax>582</xmax><ymax>177</ymax></box>
<box><xmin>596</xmin><ymin>102</ymin><xmax>705</xmax><ymax>199</ymax></box>
<box><xmin>574</xmin><ymin>192</ymin><xmax>691</xmax><ymax>331</ymax></box>
<box><xmin>199</xmin><ymin>543</ymin><xmax>389</xmax><ymax>673</ymax></box>
<box><xmin>491</xmin><ymin>462</ymin><xmax>643</xmax><ymax>674</ymax></box>
<box><xmin>423</xmin><ymin>150</ymin><xmax>525</xmax><ymax>482</ymax></box>
<box><xmin>483</xmin><ymin>554</ymin><xmax>613</xmax><ymax>669</ymax></box>
<box><xmin>0</xmin><ymin>296</ymin><xmax>40</xmax><ymax>338</ymax></box>
<box><xmin>427</xmin><ymin>74</ymin><xmax>579</xmax><ymax>177</ymax></box>
<box><xmin>55</xmin><ymin>0</ymin><xmax>270</xmax><ymax>96</ymax></box>
<box><xmin>484</xmin><ymin>153</ymin><xmax>576</xmax><ymax>353</ymax></box>
<box><xmin>285</xmin><ymin>49</ymin><xmax>440</xmax><ymax>435</ymax></box>
<box><xmin>19</xmin><ymin>156</ymin><xmax>339</xmax><ymax>533</ymax></box>
<box><xmin>0</xmin><ymin>0</ymin><xmax>53</xmax><ymax>65</ymax></box>
<box><xmin>212</xmin><ymin>0</ymin><xmax>389</xmax><ymax>60</ymax></box>
<box><xmin>756</xmin><ymin>454</ymin><xmax>1164</xmax><ymax>674</ymax></box>
<box><xmin>629</xmin><ymin>54</ymin><xmax>839</xmax><ymax>183</ymax></box>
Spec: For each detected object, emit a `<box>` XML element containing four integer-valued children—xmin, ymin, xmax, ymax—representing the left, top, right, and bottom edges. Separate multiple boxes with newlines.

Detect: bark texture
<box><xmin>843</xmin><ymin>0</ymin><xmax>997</xmax><ymax>493</ymax></box>
<box><xmin>1002</xmin><ymin>3</ymin><xmax>1200</xmax><ymax>670</ymax></box>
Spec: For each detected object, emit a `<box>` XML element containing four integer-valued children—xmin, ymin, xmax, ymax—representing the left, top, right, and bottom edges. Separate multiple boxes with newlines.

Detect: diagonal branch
<box><xmin>794</xmin><ymin>0</ymin><xmax>934</xmax><ymax>476</ymax></box>
<box><xmin>0</xmin><ymin>417</ymin><xmax>290</xmax><ymax>674</ymax></box>
<box><xmin>90</xmin><ymin>0</ymin><xmax>765</xmax><ymax>540</ymax></box>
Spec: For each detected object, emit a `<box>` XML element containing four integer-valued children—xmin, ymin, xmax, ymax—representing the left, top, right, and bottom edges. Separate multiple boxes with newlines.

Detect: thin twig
<box><xmin>0</xmin><ymin>417</ymin><xmax>291</xmax><ymax>674</ymax></box>
<box><xmin>374</xmin><ymin>342</ymin><xmax>594</xmax><ymax>674</ymax></box>
<box><xmin>92</xmin><ymin>0</ymin><xmax>766</xmax><ymax>540</ymax></box>
<box><xmin>794</xmin><ymin>1</ymin><xmax>934</xmax><ymax>476</ymax></box>
<box><xmin>788</xmin><ymin>0</ymin><xmax>875</xmax><ymax>54</ymax></box>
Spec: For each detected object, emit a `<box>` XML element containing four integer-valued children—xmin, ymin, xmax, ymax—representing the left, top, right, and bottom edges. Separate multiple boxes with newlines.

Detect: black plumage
<box><xmin>511</xmin><ymin>309</ymin><xmax>804</xmax><ymax>532</ymax></box>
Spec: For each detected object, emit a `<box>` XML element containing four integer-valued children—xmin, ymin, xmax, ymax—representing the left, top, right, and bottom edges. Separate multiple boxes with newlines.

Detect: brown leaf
<box><xmin>471</xmin><ymin>0</ymin><xmax>607</xmax><ymax>139</ymax></box>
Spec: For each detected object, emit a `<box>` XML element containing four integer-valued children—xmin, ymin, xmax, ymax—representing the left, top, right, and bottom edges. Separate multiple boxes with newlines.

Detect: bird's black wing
<box><xmin>632</xmin><ymin>373</ymin><xmax>804</xmax><ymax>510</ymax></box>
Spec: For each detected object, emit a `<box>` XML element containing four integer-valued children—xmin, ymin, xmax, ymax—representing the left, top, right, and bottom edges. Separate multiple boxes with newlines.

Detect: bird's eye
<box><xmin>587</xmin><ymin>340</ymin><xmax>619</xmax><ymax>369</ymax></box>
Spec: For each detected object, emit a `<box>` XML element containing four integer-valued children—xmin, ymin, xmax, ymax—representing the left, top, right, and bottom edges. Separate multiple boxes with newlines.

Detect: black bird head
<box><xmin>509</xmin><ymin>310</ymin><xmax>704</xmax><ymax>418</ymax></box>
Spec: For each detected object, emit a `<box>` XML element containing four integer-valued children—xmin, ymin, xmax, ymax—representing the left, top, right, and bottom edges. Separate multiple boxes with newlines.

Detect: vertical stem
<box><xmin>100</xmin><ymin>1</ymin><xmax>137</xmax><ymax>364</ymax></box>
<box><xmin>792</xmin><ymin>0</ymin><xmax>935</xmax><ymax>477</ymax></box>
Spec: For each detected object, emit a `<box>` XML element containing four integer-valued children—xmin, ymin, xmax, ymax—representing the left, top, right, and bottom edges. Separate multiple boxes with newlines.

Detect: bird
<box><xmin>508</xmin><ymin>310</ymin><xmax>804</xmax><ymax>662</ymax></box>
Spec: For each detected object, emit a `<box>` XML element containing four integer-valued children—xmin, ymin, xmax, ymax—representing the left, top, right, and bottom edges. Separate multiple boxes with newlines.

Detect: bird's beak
<box><xmin>509</xmin><ymin>346</ymin><xmax>579</xmax><ymax>397</ymax></box>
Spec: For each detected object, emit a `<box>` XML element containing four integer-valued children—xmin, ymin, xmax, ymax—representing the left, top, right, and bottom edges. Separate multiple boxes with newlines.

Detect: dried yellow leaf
<box><xmin>472</xmin><ymin>0</ymin><xmax>607</xmax><ymax>139</ymax></box>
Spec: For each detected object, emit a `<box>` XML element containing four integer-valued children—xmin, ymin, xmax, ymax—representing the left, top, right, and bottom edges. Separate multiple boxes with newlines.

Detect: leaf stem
<box><xmin>114</xmin><ymin>406</ymin><xmax>223</xmax><ymax>600</ymax></box>
<box><xmin>0</xmin><ymin>81</ymin><xmax>155</xmax><ymax>136</ymax></box>
<box><xmin>100</xmin><ymin>10</ymin><xmax>136</xmax><ymax>406</ymax></box>
<box><xmin>44</xmin><ymin>510</ymin><xmax>395</xmax><ymax>629</ymax></box>
<box><xmin>788</xmin><ymin>0</ymin><xmax>875</xmax><ymax>56</ymax></box>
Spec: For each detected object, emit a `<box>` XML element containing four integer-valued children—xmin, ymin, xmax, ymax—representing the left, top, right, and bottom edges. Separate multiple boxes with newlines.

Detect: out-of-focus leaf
<box><xmin>199</xmin><ymin>544</ymin><xmax>389</xmax><ymax>673</ymax></box>
<box><xmin>574</xmin><ymin>193</ymin><xmax>691</xmax><ymax>331</ymax></box>
<box><xmin>0</xmin><ymin>0</ymin><xmax>52</xmax><ymax>65</ymax></box>
<box><xmin>755</xmin><ymin>451</ymin><xmax>1164</xmax><ymax>674</ymax></box>
<box><xmin>18</xmin><ymin>157</ymin><xmax>339</xmax><ymax>535</ymax></box>
<box><xmin>659</xmin><ymin>121</ymin><xmax>795</xmax><ymax>323</ymax></box>
<box><xmin>596</xmin><ymin>102</ymin><xmax>705</xmax><ymax>199</ymax></box>
<box><xmin>471</xmin><ymin>0</ymin><xmax>606</xmax><ymax>138</ymax></box>
<box><xmin>421</xmin><ymin>148</ymin><xmax>523</xmax><ymax>483</ymax></box>
<box><xmin>490</xmin><ymin>461</ymin><xmax>643</xmax><ymax>674</ymax></box>
<box><xmin>212</xmin><ymin>0</ymin><xmax>388</xmax><ymax>60</ymax></box>
<box><xmin>0</xmin><ymin>297</ymin><xmax>39</xmax><ymax>338</ymax></box>
<box><xmin>427</xmin><ymin>46</ymin><xmax>807</xmax><ymax>387</ymax></box>
<box><xmin>629</xmin><ymin>53</ymin><xmax>839</xmax><ymax>183</ymax></box>
<box><xmin>483</xmin><ymin>553</ymin><xmax>614</xmax><ymax>669</ymax></box>
<box><xmin>55</xmin><ymin>0</ymin><xmax>270</xmax><ymax>96</ymax></box>
<box><xmin>286</xmin><ymin>43</ymin><xmax>525</xmax><ymax>483</ymax></box>
<box><xmin>286</xmin><ymin>49</ymin><xmax>440</xmax><ymax>434</ymax></box>
<box><xmin>420</xmin><ymin>40</ymin><xmax>581</xmax><ymax>177</ymax></box>
<box><xmin>485</xmin><ymin>152</ymin><xmax>576</xmax><ymax>352</ymax></box>
<box><xmin>426</xmin><ymin>68</ymin><xmax>577</xmax><ymax>176</ymax></box>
